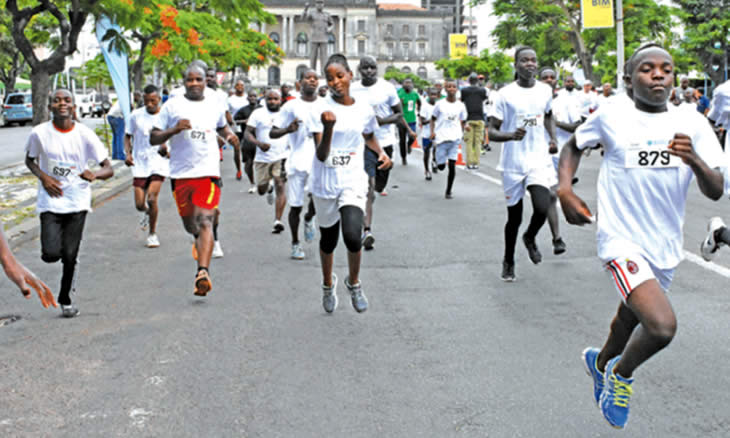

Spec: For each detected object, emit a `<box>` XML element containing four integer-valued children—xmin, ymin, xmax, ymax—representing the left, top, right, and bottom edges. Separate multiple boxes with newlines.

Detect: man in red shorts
<box><xmin>150</xmin><ymin>64</ymin><xmax>239</xmax><ymax>296</ymax></box>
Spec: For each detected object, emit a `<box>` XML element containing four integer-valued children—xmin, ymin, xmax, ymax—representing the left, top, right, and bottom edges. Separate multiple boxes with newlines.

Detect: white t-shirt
<box><xmin>309</xmin><ymin>95</ymin><xmax>378</xmax><ymax>199</ymax></box>
<box><xmin>125</xmin><ymin>107</ymin><xmax>170</xmax><ymax>179</ymax></box>
<box><xmin>489</xmin><ymin>81</ymin><xmax>554</xmax><ymax>174</ymax></box>
<box><xmin>578</xmin><ymin>90</ymin><xmax>599</xmax><ymax>117</ymax></box>
<box><xmin>551</xmin><ymin>93</ymin><xmax>583</xmax><ymax>151</ymax></box>
<box><xmin>350</xmin><ymin>79</ymin><xmax>400</xmax><ymax>147</ymax></box>
<box><xmin>576</xmin><ymin>103</ymin><xmax>725</xmax><ymax>269</ymax></box>
<box><xmin>419</xmin><ymin>100</ymin><xmax>435</xmax><ymax>139</ymax></box>
<box><xmin>25</xmin><ymin>122</ymin><xmax>108</xmax><ymax>213</ymax></box>
<box><xmin>155</xmin><ymin>95</ymin><xmax>226</xmax><ymax>179</ymax></box>
<box><xmin>275</xmin><ymin>97</ymin><xmax>326</xmax><ymax>173</ymax></box>
<box><xmin>431</xmin><ymin>99</ymin><xmax>467</xmax><ymax>144</ymax></box>
<box><xmin>227</xmin><ymin>94</ymin><xmax>249</xmax><ymax>132</ymax></box>
<box><xmin>247</xmin><ymin>106</ymin><xmax>290</xmax><ymax>163</ymax></box>
<box><xmin>708</xmin><ymin>80</ymin><xmax>730</xmax><ymax>129</ymax></box>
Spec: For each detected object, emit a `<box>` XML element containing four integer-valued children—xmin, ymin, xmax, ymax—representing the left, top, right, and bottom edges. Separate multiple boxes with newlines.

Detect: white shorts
<box><xmin>605</xmin><ymin>255</ymin><xmax>674</xmax><ymax>302</ymax></box>
<box><xmin>312</xmin><ymin>189</ymin><xmax>367</xmax><ymax>228</ymax></box>
<box><xmin>435</xmin><ymin>140</ymin><xmax>460</xmax><ymax>165</ymax></box>
<box><xmin>287</xmin><ymin>170</ymin><xmax>310</xmax><ymax>207</ymax></box>
<box><xmin>502</xmin><ymin>166</ymin><xmax>557</xmax><ymax>207</ymax></box>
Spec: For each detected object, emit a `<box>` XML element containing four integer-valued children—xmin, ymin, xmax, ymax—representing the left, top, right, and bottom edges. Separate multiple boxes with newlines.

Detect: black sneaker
<box><xmin>522</xmin><ymin>233</ymin><xmax>542</xmax><ymax>264</ymax></box>
<box><xmin>501</xmin><ymin>261</ymin><xmax>515</xmax><ymax>282</ymax></box>
<box><xmin>553</xmin><ymin>237</ymin><xmax>567</xmax><ymax>255</ymax></box>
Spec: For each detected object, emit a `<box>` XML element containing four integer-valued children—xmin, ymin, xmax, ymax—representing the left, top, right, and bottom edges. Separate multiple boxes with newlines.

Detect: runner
<box><xmin>558</xmin><ymin>44</ymin><xmax>725</xmax><ymax>429</ymax></box>
<box><xmin>310</xmin><ymin>53</ymin><xmax>392</xmax><ymax>313</ymax></box>
<box><xmin>460</xmin><ymin>73</ymin><xmax>488</xmax><ymax>169</ymax></box>
<box><xmin>318</xmin><ymin>85</ymin><xmax>328</xmax><ymax>98</ymax></box>
<box><xmin>124</xmin><ymin>84</ymin><xmax>170</xmax><ymax>248</ymax></box>
<box><xmin>488</xmin><ymin>46</ymin><xmax>558</xmax><ymax>281</ymax></box>
<box><xmin>430</xmin><ymin>79</ymin><xmax>467</xmax><ymax>199</ymax></box>
<box><xmin>707</xmin><ymin>78</ymin><xmax>730</xmax><ymax>151</ymax></box>
<box><xmin>245</xmin><ymin>89</ymin><xmax>289</xmax><ymax>233</ymax></box>
<box><xmin>270</xmin><ymin>69</ymin><xmax>322</xmax><ymax>259</ymax></box>
<box><xmin>150</xmin><ymin>63</ymin><xmax>239</xmax><ymax>297</ymax></box>
<box><xmin>579</xmin><ymin>79</ymin><xmax>599</xmax><ymax>117</ymax></box>
<box><xmin>397</xmin><ymin>78</ymin><xmax>420</xmax><ymax>165</ymax></box>
<box><xmin>539</xmin><ymin>67</ymin><xmax>582</xmax><ymax>255</ymax></box>
<box><xmin>227</xmin><ymin>79</ymin><xmax>249</xmax><ymax>181</ymax></box>
<box><xmin>25</xmin><ymin>89</ymin><xmax>114</xmax><ymax>317</ymax></box>
<box><xmin>233</xmin><ymin>90</ymin><xmax>261</xmax><ymax>192</ymax></box>
<box><xmin>1</xmin><ymin>228</ymin><xmax>56</xmax><ymax>308</ymax></box>
<box><xmin>419</xmin><ymin>87</ymin><xmax>439</xmax><ymax>180</ymax></box>
<box><xmin>350</xmin><ymin>56</ymin><xmax>404</xmax><ymax>250</ymax></box>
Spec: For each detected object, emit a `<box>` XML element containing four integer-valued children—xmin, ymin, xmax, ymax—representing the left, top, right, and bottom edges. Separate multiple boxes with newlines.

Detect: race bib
<box><xmin>625</xmin><ymin>140</ymin><xmax>681</xmax><ymax>169</ymax></box>
<box><xmin>408</xmin><ymin>100</ymin><xmax>415</xmax><ymax>112</ymax></box>
<box><xmin>184</xmin><ymin>126</ymin><xmax>214</xmax><ymax>144</ymax></box>
<box><xmin>325</xmin><ymin>148</ymin><xmax>357</xmax><ymax>169</ymax></box>
<box><xmin>516</xmin><ymin>112</ymin><xmax>543</xmax><ymax>129</ymax></box>
<box><xmin>48</xmin><ymin>158</ymin><xmax>79</xmax><ymax>181</ymax></box>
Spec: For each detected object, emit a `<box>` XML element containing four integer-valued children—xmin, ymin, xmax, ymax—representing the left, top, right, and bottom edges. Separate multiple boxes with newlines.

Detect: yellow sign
<box><xmin>449</xmin><ymin>34</ymin><xmax>468</xmax><ymax>60</ymax></box>
<box><xmin>582</xmin><ymin>0</ymin><xmax>614</xmax><ymax>29</ymax></box>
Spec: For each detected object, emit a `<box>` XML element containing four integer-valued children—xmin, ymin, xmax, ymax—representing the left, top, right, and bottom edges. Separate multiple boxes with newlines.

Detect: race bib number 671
<box><xmin>625</xmin><ymin>141</ymin><xmax>682</xmax><ymax>169</ymax></box>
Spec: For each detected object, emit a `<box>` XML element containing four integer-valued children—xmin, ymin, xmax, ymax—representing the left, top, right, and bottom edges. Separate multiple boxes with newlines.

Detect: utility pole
<box><xmin>616</xmin><ymin>0</ymin><xmax>624</xmax><ymax>90</ymax></box>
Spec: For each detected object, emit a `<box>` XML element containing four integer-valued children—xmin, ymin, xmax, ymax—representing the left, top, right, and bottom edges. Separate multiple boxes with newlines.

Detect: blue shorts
<box><xmin>421</xmin><ymin>138</ymin><xmax>433</xmax><ymax>150</ymax></box>
<box><xmin>364</xmin><ymin>147</ymin><xmax>378</xmax><ymax>178</ymax></box>
<box><xmin>435</xmin><ymin>140</ymin><xmax>460</xmax><ymax>165</ymax></box>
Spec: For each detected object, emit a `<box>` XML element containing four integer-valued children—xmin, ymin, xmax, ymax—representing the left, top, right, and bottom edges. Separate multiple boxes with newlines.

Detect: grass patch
<box><xmin>0</xmin><ymin>175</ymin><xmax>35</xmax><ymax>185</ymax></box>
<box><xmin>2</xmin><ymin>205</ymin><xmax>35</xmax><ymax>230</ymax></box>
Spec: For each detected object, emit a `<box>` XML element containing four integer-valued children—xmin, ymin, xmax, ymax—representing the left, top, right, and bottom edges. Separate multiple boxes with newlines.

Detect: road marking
<box><xmin>129</xmin><ymin>408</ymin><xmax>153</xmax><ymax>427</ymax></box>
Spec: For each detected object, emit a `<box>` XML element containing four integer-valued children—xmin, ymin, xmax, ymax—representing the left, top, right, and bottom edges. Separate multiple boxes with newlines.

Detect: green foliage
<box><xmin>77</xmin><ymin>54</ymin><xmax>114</xmax><ymax>91</ymax></box>
<box><xmin>434</xmin><ymin>49</ymin><xmax>514</xmax><ymax>85</ymax></box>
<box><xmin>383</xmin><ymin>67</ymin><xmax>431</xmax><ymax>89</ymax></box>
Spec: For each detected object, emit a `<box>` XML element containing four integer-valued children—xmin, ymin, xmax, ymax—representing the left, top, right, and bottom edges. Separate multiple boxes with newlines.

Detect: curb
<box><xmin>6</xmin><ymin>161</ymin><xmax>132</xmax><ymax>249</ymax></box>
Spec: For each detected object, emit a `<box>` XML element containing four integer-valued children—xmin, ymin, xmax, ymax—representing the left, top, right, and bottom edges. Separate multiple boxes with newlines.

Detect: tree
<box><xmin>383</xmin><ymin>67</ymin><xmax>431</xmax><ymax>89</ymax></box>
<box><xmin>672</xmin><ymin>0</ymin><xmax>730</xmax><ymax>85</ymax></box>
<box><xmin>0</xmin><ymin>5</ymin><xmax>25</xmax><ymax>94</ymax></box>
<box><xmin>434</xmin><ymin>49</ymin><xmax>514</xmax><ymax>85</ymax></box>
<box><xmin>77</xmin><ymin>54</ymin><xmax>113</xmax><ymax>92</ymax></box>
<box><xmin>478</xmin><ymin>0</ymin><xmax>673</xmax><ymax>84</ymax></box>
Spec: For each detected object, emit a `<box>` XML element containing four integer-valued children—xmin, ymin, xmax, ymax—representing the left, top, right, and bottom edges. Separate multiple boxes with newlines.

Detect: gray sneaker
<box><xmin>291</xmin><ymin>243</ymin><xmax>305</xmax><ymax>260</ymax></box>
<box><xmin>345</xmin><ymin>276</ymin><xmax>368</xmax><ymax>313</ymax></box>
<box><xmin>322</xmin><ymin>273</ymin><xmax>338</xmax><ymax>313</ymax></box>
<box><xmin>61</xmin><ymin>304</ymin><xmax>79</xmax><ymax>318</ymax></box>
<box><xmin>701</xmin><ymin>217</ymin><xmax>726</xmax><ymax>261</ymax></box>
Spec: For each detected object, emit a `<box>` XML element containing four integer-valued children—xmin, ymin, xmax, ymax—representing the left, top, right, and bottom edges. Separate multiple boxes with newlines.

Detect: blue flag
<box><xmin>96</xmin><ymin>16</ymin><xmax>130</xmax><ymax>160</ymax></box>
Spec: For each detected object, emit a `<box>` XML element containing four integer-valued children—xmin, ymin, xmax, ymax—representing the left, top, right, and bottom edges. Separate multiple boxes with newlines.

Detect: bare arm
<box><xmin>544</xmin><ymin>111</ymin><xmax>558</xmax><ymax>153</ymax></box>
<box><xmin>245</xmin><ymin>125</ymin><xmax>270</xmax><ymax>151</ymax></box>
<box><xmin>150</xmin><ymin>119</ymin><xmax>190</xmax><ymax>145</ymax></box>
<box><xmin>557</xmin><ymin>135</ymin><xmax>593</xmax><ymax>225</ymax></box>
<box><xmin>377</xmin><ymin>103</ymin><xmax>405</xmax><ymax>127</ymax></box>
<box><xmin>488</xmin><ymin>117</ymin><xmax>525</xmax><ymax>143</ymax></box>
<box><xmin>313</xmin><ymin>111</ymin><xmax>336</xmax><ymax>162</ymax></box>
<box><xmin>364</xmin><ymin>132</ymin><xmax>392</xmax><ymax>170</ymax></box>
<box><xmin>26</xmin><ymin>153</ymin><xmax>63</xmax><ymax>198</ymax></box>
<box><xmin>1</xmin><ymin>228</ymin><xmax>56</xmax><ymax>307</ymax></box>
<box><xmin>217</xmin><ymin>125</ymin><xmax>239</xmax><ymax>148</ymax></box>
<box><xmin>124</xmin><ymin>134</ymin><xmax>134</xmax><ymax>166</ymax></box>
<box><xmin>80</xmin><ymin>158</ymin><xmax>114</xmax><ymax>182</ymax></box>
<box><xmin>668</xmin><ymin>133</ymin><xmax>724</xmax><ymax>201</ymax></box>
<box><xmin>270</xmin><ymin>118</ymin><xmax>300</xmax><ymax>139</ymax></box>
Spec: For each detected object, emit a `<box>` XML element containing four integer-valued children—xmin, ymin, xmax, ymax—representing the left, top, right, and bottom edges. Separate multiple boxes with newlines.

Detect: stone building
<box><xmin>249</xmin><ymin>1</ymin><xmax>447</xmax><ymax>86</ymax></box>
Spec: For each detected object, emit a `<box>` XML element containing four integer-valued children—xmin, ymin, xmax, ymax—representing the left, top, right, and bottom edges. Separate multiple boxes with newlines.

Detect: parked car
<box><xmin>2</xmin><ymin>92</ymin><xmax>33</xmax><ymax>126</ymax></box>
<box><xmin>76</xmin><ymin>93</ymin><xmax>94</xmax><ymax>118</ymax></box>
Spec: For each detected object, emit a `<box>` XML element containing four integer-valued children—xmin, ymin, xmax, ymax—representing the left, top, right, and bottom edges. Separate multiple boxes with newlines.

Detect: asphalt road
<box><xmin>0</xmin><ymin>118</ymin><xmax>105</xmax><ymax>168</ymax></box>
<box><xmin>1</xmin><ymin>145</ymin><xmax>729</xmax><ymax>437</ymax></box>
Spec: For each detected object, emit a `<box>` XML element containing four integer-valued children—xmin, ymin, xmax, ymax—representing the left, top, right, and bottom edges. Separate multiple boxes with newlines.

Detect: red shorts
<box><xmin>171</xmin><ymin>177</ymin><xmax>221</xmax><ymax>217</ymax></box>
<box><xmin>133</xmin><ymin>174</ymin><xmax>165</xmax><ymax>189</ymax></box>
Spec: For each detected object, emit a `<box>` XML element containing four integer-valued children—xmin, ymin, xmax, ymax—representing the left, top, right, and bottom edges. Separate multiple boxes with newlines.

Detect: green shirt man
<box><xmin>397</xmin><ymin>80</ymin><xmax>420</xmax><ymax>124</ymax></box>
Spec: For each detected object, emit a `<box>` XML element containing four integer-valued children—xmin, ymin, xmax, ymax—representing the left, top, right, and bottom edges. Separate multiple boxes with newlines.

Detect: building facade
<box><xmin>250</xmin><ymin>0</ymin><xmax>447</xmax><ymax>86</ymax></box>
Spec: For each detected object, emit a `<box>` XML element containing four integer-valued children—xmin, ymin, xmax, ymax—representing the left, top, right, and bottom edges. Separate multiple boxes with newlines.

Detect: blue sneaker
<box><xmin>582</xmin><ymin>347</ymin><xmax>605</xmax><ymax>406</ymax></box>
<box><xmin>304</xmin><ymin>218</ymin><xmax>316</xmax><ymax>243</ymax></box>
<box><xmin>600</xmin><ymin>356</ymin><xmax>634</xmax><ymax>429</ymax></box>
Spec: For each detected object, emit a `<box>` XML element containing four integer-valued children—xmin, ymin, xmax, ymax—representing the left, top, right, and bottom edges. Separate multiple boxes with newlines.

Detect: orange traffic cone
<box><xmin>411</xmin><ymin>138</ymin><xmax>420</xmax><ymax>150</ymax></box>
<box><xmin>456</xmin><ymin>143</ymin><xmax>466</xmax><ymax>166</ymax></box>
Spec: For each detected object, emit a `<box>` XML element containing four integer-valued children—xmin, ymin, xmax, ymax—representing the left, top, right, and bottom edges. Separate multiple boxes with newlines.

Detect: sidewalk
<box><xmin>1</xmin><ymin>160</ymin><xmax>132</xmax><ymax>247</ymax></box>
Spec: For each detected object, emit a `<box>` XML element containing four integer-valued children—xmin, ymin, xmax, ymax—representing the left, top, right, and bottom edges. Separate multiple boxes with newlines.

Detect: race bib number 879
<box><xmin>625</xmin><ymin>141</ymin><xmax>682</xmax><ymax>169</ymax></box>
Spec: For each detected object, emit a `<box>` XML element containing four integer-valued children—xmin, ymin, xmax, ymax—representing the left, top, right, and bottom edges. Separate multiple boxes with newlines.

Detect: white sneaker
<box><xmin>212</xmin><ymin>241</ymin><xmax>224</xmax><ymax>258</ymax></box>
<box><xmin>272</xmin><ymin>220</ymin><xmax>285</xmax><ymax>234</ymax></box>
<box><xmin>146</xmin><ymin>234</ymin><xmax>160</xmax><ymax>248</ymax></box>
<box><xmin>139</xmin><ymin>211</ymin><xmax>149</xmax><ymax>231</ymax></box>
<box><xmin>701</xmin><ymin>217</ymin><xmax>726</xmax><ymax>261</ymax></box>
<box><xmin>248</xmin><ymin>186</ymin><xmax>256</xmax><ymax>194</ymax></box>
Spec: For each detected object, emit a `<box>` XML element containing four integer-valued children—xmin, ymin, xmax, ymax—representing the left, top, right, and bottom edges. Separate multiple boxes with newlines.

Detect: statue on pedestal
<box><xmin>301</xmin><ymin>1</ymin><xmax>334</xmax><ymax>73</ymax></box>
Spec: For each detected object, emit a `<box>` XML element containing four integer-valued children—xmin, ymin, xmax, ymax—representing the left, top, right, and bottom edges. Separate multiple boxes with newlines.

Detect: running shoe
<box><xmin>522</xmin><ymin>233</ymin><xmax>542</xmax><ymax>264</ymax></box>
<box><xmin>139</xmin><ymin>211</ymin><xmax>149</xmax><ymax>231</ymax></box>
<box><xmin>345</xmin><ymin>276</ymin><xmax>368</xmax><ymax>313</ymax></box>
<box><xmin>501</xmin><ymin>260</ymin><xmax>515</xmax><ymax>282</ymax></box>
<box><xmin>236</xmin><ymin>170</ymin><xmax>242</xmax><ymax>181</ymax></box>
<box><xmin>61</xmin><ymin>304</ymin><xmax>79</xmax><ymax>318</ymax></box>
<box><xmin>248</xmin><ymin>186</ymin><xmax>256</xmax><ymax>194</ymax></box>
<box><xmin>600</xmin><ymin>356</ymin><xmax>633</xmax><ymax>429</ymax></box>
<box><xmin>432</xmin><ymin>163</ymin><xmax>438</xmax><ymax>174</ymax></box>
<box><xmin>304</xmin><ymin>218</ymin><xmax>316</xmax><ymax>243</ymax></box>
<box><xmin>272</xmin><ymin>220</ymin><xmax>285</xmax><ymax>234</ymax></box>
<box><xmin>266</xmin><ymin>184</ymin><xmax>274</xmax><ymax>205</ymax></box>
<box><xmin>445</xmin><ymin>191</ymin><xmax>453</xmax><ymax>199</ymax></box>
<box><xmin>582</xmin><ymin>347</ymin><xmax>605</xmax><ymax>406</ymax></box>
<box><xmin>425</xmin><ymin>171</ymin><xmax>432</xmax><ymax>181</ymax></box>
<box><xmin>212</xmin><ymin>241</ymin><xmax>224</xmax><ymax>258</ymax></box>
<box><xmin>322</xmin><ymin>273</ymin><xmax>338</xmax><ymax>313</ymax></box>
<box><xmin>553</xmin><ymin>237</ymin><xmax>567</xmax><ymax>255</ymax></box>
<box><xmin>146</xmin><ymin>234</ymin><xmax>160</xmax><ymax>248</ymax></box>
<box><xmin>362</xmin><ymin>230</ymin><xmax>375</xmax><ymax>251</ymax></box>
<box><xmin>194</xmin><ymin>270</ymin><xmax>212</xmax><ymax>296</ymax></box>
<box><xmin>380</xmin><ymin>189</ymin><xmax>388</xmax><ymax>197</ymax></box>
<box><xmin>291</xmin><ymin>243</ymin><xmax>305</xmax><ymax>260</ymax></box>
<box><xmin>701</xmin><ymin>216</ymin><xmax>726</xmax><ymax>261</ymax></box>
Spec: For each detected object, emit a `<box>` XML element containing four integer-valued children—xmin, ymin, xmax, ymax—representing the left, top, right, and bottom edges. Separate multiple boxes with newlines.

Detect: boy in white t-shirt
<box><xmin>488</xmin><ymin>46</ymin><xmax>558</xmax><ymax>282</ymax></box>
<box><xmin>419</xmin><ymin>88</ymin><xmax>439</xmax><ymax>180</ymax></box>
<box><xmin>558</xmin><ymin>44</ymin><xmax>725</xmax><ymax>429</ymax></box>
<box><xmin>124</xmin><ymin>84</ymin><xmax>170</xmax><ymax>248</ymax></box>
<box><xmin>430</xmin><ymin>79</ymin><xmax>467</xmax><ymax>198</ymax></box>
<box><xmin>25</xmin><ymin>89</ymin><xmax>114</xmax><ymax>317</ymax></box>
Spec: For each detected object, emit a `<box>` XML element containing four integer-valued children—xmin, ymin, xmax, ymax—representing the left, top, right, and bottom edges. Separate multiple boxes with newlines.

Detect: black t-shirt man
<box><xmin>460</xmin><ymin>86</ymin><xmax>488</xmax><ymax>121</ymax></box>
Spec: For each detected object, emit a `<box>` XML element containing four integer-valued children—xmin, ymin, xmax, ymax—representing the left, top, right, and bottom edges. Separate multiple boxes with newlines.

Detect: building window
<box><xmin>386</xmin><ymin>24</ymin><xmax>393</xmax><ymax>35</ymax></box>
<box><xmin>327</xmin><ymin>33</ymin><xmax>336</xmax><ymax>56</ymax></box>
<box><xmin>403</xmin><ymin>24</ymin><xmax>410</xmax><ymax>35</ymax></box>
<box><xmin>402</xmin><ymin>42</ymin><xmax>410</xmax><ymax>59</ymax></box>
<box><xmin>401</xmin><ymin>66</ymin><xmax>412</xmax><ymax>74</ymax></box>
<box><xmin>296</xmin><ymin>64</ymin><xmax>309</xmax><ymax>81</ymax></box>
<box><xmin>357</xmin><ymin>19</ymin><xmax>365</xmax><ymax>32</ymax></box>
<box><xmin>417</xmin><ymin>66</ymin><xmax>428</xmax><ymax>79</ymax></box>
<box><xmin>296</xmin><ymin>32</ymin><xmax>308</xmax><ymax>57</ymax></box>
<box><xmin>269</xmin><ymin>32</ymin><xmax>280</xmax><ymax>46</ymax></box>
<box><xmin>418</xmin><ymin>25</ymin><xmax>426</xmax><ymax>36</ymax></box>
<box><xmin>268</xmin><ymin>66</ymin><xmax>280</xmax><ymax>86</ymax></box>
<box><xmin>386</xmin><ymin>42</ymin><xmax>394</xmax><ymax>58</ymax></box>
<box><xmin>358</xmin><ymin>40</ymin><xmax>365</xmax><ymax>56</ymax></box>
<box><xmin>418</xmin><ymin>42</ymin><xmax>426</xmax><ymax>57</ymax></box>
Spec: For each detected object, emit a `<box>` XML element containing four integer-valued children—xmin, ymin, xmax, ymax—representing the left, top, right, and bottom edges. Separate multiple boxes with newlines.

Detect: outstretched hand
<box><xmin>4</xmin><ymin>260</ymin><xmax>56</xmax><ymax>308</ymax></box>
<box><xmin>558</xmin><ymin>189</ymin><xmax>594</xmax><ymax>226</ymax></box>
